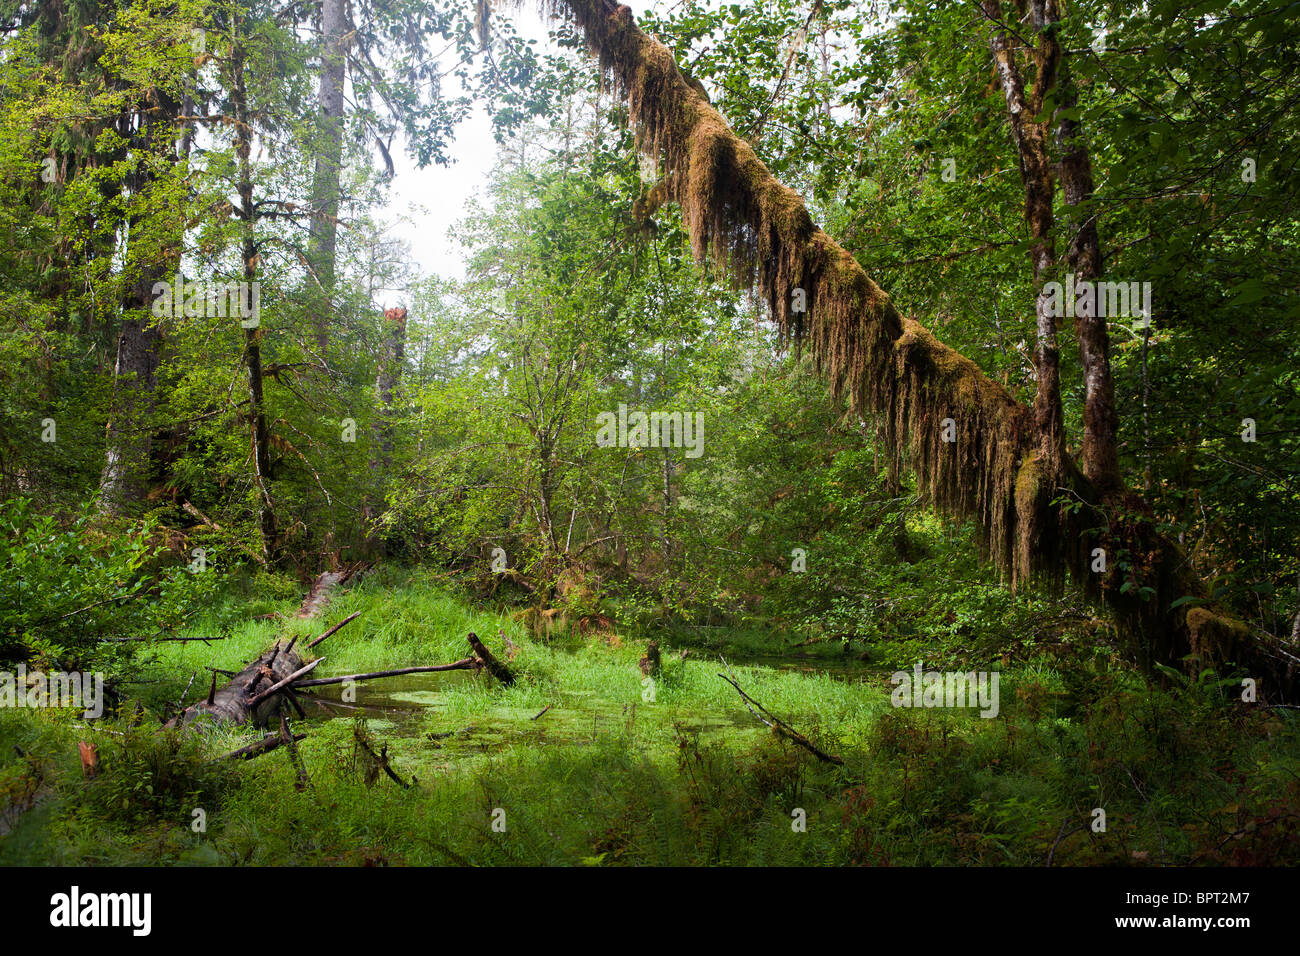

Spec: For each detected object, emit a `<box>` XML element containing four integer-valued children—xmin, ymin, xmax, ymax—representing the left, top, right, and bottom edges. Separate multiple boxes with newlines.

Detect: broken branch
<box><xmin>306</xmin><ymin>610</ymin><xmax>362</xmax><ymax>649</ymax></box>
<box><xmin>718</xmin><ymin>658</ymin><xmax>842</xmax><ymax>765</ymax></box>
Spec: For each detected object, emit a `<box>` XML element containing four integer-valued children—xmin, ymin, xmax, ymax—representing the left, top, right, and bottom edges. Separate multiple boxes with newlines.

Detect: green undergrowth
<box><xmin>1</xmin><ymin>569</ymin><xmax>1297</xmax><ymax>865</ymax></box>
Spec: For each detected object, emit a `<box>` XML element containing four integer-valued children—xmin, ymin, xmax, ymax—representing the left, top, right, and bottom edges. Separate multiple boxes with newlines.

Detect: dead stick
<box><xmin>531</xmin><ymin>704</ymin><xmax>552</xmax><ymax>720</ymax></box>
<box><xmin>176</xmin><ymin>671</ymin><xmax>196</xmax><ymax>713</ymax></box>
<box><xmin>281</xmin><ymin>714</ymin><xmax>310</xmax><ymax>789</ymax></box>
<box><xmin>306</xmin><ymin>611</ymin><xmax>362</xmax><ymax>649</ymax></box>
<box><xmin>182</xmin><ymin>501</ymin><xmax>223</xmax><ymax>531</ymax></box>
<box><xmin>292</xmin><ymin>659</ymin><xmax>477</xmax><ymax>687</ymax></box>
<box><xmin>718</xmin><ymin>658</ymin><xmax>843</xmax><ymax>765</ymax></box>
<box><xmin>246</xmin><ymin>657</ymin><xmax>325</xmax><ymax>708</ymax></box>
<box><xmin>103</xmin><ymin>635</ymin><xmax>228</xmax><ymax>642</ymax></box>
<box><xmin>219</xmin><ymin>731</ymin><xmax>307</xmax><ymax>761</ymax></box>
<box><xmin>301</xmin><ymin>695</ymin><xmax>365</xmax><ymax>713</ymax></box>
<box><xmin>283</xmin><ymin>686</ymin><xmax>307</xmax><ymax>719</ymax></box>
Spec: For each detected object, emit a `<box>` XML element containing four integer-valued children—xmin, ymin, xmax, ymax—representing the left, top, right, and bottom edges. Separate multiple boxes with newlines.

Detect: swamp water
<box><xmin>293</xmin><ymin>645</ymin><xmax>884</xmax><ymax>767</ymax></box>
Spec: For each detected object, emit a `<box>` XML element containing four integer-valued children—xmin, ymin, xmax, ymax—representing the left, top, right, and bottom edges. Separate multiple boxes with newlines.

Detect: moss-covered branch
<box><xmin>500</xmin><ymin>0</ymin><xmax>1295</xmax><ymax>698</ymax></box>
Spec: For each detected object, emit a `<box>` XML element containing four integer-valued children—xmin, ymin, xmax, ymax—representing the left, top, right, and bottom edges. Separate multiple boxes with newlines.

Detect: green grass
<box><xmin>2</xmin><ymin>568</ymin><xmax>1298</xmax><ymax>866</ymax></box>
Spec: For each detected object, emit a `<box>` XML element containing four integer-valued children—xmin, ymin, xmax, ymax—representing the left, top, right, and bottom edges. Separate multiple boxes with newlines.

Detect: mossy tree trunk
<box><xmin>1052</xmin><ymin>51</ymin><xmax>1121</xmax><ymax>490</ymax></box>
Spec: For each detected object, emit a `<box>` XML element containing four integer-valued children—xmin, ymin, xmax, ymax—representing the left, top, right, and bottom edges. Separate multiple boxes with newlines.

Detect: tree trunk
<box><xmin>99</xmin><ymin>314</ymin><xmax>162</xmax><ymax>513</ymax></box>
<box><xmin>1054</xmin><ymin>58</ymin><xmax>1121</xmax><ymax>490</ymax></box>
<box><xmin>98</xmin><ymin>92</ymin><xmax>182</xmax><ymax>513</ymax></box>
<box><xmin>170</xmin><ymin>644</ymin><xmax>308</xmax><ymax>728</ymax></box>
<box><xmin>232</xmin><ymin>32</ymin><xmax>278</xmax><ymax>563</ymax></box>
<box><xmin>984</xmin><ymin>0</ymin><xmax>1065</xmax><ymax>470</ymax></box>
<box><xmin>306</xmin><ymin>0</ymin><xmax>348</xmax><ymax>353</ymax></box>
<box><xmin>169</xmin><ymin>568</ymin><xmax>361</xmax><ymax>727</ymax></box>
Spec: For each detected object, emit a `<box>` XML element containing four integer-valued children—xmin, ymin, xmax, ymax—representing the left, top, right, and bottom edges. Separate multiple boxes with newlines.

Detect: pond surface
<box><xmin>295</xmin><ymin>665</ymin><xmax>749</xmax><ymax>759</ymax></box>
<box><xmin>292</xmin><ymin>640</ymin><xmax>885</xmax><ymax>762</ymax></box>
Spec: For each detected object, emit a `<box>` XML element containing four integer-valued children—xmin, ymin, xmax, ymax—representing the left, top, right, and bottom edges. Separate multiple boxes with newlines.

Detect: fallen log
<box><xmin>167</xmin><ymin>643</ymin><xmax>310</xmax><ymax>728</ymax></box>
<box><xmin>173</xmin><ymin>578</ymin><xmax>514</xmax><ymax>737</ymax></box>
<box><xmin>167</xmin><ymin>570</ymin><xmax>354</xmax><ymax>730</ymax></box>
<box><xmin>294</xmin><ymin>562</ymin><xmax>369</xmax><ymax>619</ymax></box>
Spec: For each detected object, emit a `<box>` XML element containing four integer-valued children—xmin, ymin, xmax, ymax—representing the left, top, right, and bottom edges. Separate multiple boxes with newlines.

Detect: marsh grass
<box><xmin>2</xmin><ymin>570</ymin><xmax>1297</xmax><ymax>866</ymax></box>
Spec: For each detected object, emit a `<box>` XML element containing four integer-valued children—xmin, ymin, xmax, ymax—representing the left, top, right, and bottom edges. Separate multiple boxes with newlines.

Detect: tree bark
<box><xmin>169</xmin><ymin>570</ymin><xmax>354</xmax><ymax>728</ymax></box>
<box><xmin>170</xmin><ymin>643</ymin><xmax>308</xmax><ymax>728</ymax></box>
<box><xmin>990</xmin><ymin>0</ymin><xmax>1120</xmax><ymax>488</ymax></box>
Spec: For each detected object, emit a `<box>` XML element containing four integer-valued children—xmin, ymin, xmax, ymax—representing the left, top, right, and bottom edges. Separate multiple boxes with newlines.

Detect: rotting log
<box><xmin>173</xmin><ymin>576</ymin><xmax>516</xmax><ymax>737</ymax></box>
<box><xmin>167</xmin><ymin>643</ymin><xmax>310</xmax><ymax>728</ymax></box>
<box><xmin>167</xmin><ymin>569</ymin><xmax>350</xmax><ymax>729</ymax></box>
<box><xmin>247</xmin><ymin>658</ymin><xmax>325</xmax><ymax>709</ymax></box>
<box><xmin>295</xmin><ymin>563</ymin><xmax>369</xmax><ymax>619</ymax></box>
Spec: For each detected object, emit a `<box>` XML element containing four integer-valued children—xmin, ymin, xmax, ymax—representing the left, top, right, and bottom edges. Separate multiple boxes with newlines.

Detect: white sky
<box><xmin>377</xmin><ymin>1</ymin><xmax>667</xmax><ymax>283</ymax></box>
